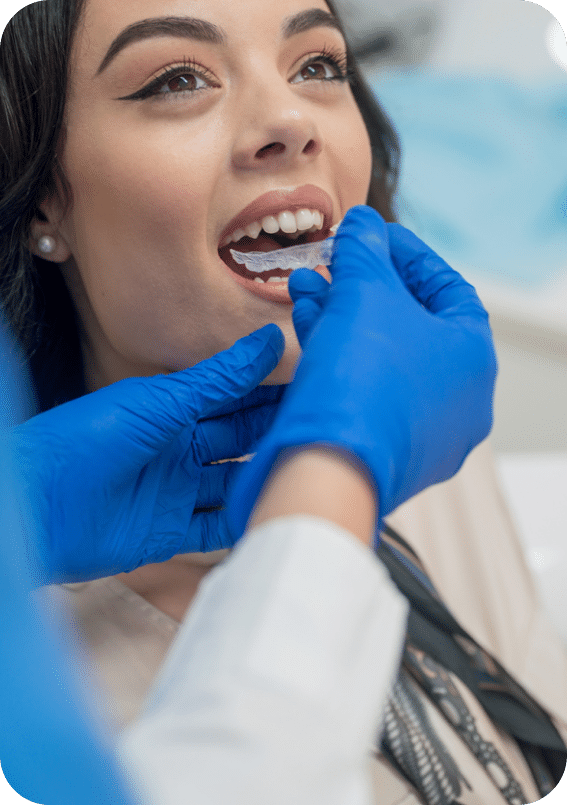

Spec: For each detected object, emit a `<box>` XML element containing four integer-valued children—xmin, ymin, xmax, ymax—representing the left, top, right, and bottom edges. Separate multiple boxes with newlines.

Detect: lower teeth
<box><xmin>253</xmin><ymin>276</ymin><xmax>287</xmax><ymax>284</ymax></box>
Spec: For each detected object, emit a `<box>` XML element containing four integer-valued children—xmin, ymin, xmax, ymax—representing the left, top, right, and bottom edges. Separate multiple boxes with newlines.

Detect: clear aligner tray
<box><xmin>230</xmin><ymin>236</ymin><xmax>335</xmax><ymax>273</ymax></box>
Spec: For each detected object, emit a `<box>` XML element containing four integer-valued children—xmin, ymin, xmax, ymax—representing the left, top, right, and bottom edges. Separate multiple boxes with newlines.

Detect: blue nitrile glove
<box><xmin>290</xmin><ymin>268</ymin><xmax>330</xmax><ymax>347</ymax></box>
<box><xmin>8</xmin><ymin>324</ymin><xmax>284</xmax><ymax>584</ymax></box>
<box><xmin>229</xmin><ymin>205</ymin><xmax>497</xmax><ymax>537</ymax></box>
<box><xmin>1</xmin><ymin>319</ymin><xmax>131</xmax><ymax>804</ymax></box>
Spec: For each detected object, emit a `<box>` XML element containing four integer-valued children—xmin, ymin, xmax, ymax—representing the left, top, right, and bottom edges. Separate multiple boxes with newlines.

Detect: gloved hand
<box><xmin>229</xmin><ymin>206</ymin><xmax>497</xmax><ymax>537</ymax></box>
<box><xmin>8</xmin><ymin>325</ymin><xmax>284</xmax><ymax>584</ymax></box>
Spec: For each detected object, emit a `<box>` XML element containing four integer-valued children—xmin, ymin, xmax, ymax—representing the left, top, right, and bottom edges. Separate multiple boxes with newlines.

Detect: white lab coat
<box><xmin>117</xmin><ymin>515</ymin><xmax>408</xmax><ymax>805</ymax></box>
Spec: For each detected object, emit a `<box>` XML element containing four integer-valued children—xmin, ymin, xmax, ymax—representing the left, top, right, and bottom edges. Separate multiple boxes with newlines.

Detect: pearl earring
<box><xmin>38</xmin><ymin>235</ymin><xmax>56</xmax><ymax>255</ymax></box>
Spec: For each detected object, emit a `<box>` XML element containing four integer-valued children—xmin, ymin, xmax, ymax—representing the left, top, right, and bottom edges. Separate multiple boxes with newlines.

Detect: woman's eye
<box><xmin>290</xmin><ymin>53</ymin><xmax>349</xmax><ymax>85</ymax></box>
<box><xmin>117</xmin><ymin>63</ymin><xmax>217</xmax><ymax>102</ymax></box>
<box><xmin>157</xmin><ymin>71</ymin><xmax>208</xmax><ymax>95</ymax></box>
<box><xmin>294</xmin><ymin>61</ymin><xmax>337</xmax><ymax>82</ymax></box>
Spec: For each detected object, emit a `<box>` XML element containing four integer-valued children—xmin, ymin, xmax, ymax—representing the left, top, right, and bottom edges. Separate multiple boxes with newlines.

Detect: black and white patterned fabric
<box><xmin>376</xmin><ymin>525</ymin><xmax>566</xmax><ymax>805</ymax></box>
<box><xmin>382</xmin><ymin>668</ymin><xmax>469</xmax><ymax>804</ymax></box>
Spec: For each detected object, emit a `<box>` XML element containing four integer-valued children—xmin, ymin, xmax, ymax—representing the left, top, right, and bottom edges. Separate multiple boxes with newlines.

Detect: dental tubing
<box><xmin>230</xmin><ymin>236</ymin><xmax>335</xmax><ymax>273</ymax></box>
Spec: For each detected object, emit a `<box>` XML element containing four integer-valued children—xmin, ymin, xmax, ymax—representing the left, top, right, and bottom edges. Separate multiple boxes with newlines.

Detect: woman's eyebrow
<box><xmin>96</xmin><ymin>18</ymin><xmax>226</xmax><ymax>76</ymax></box>
<box><xmin>96</xmin><ymin>9</ymin><xmax>342</xmax><ymax>77</ymax></box>
<box><xmin>281</xmin><ymin>9</ymin><xmax>342</xmax><ymax>39</ymax></box>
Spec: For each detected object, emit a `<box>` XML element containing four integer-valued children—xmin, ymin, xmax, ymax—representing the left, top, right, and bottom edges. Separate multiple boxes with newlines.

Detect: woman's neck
<box><xmin>115</xmin><ymin>550</ymin><xmax>229</xmax><ymax>622</ymax></box>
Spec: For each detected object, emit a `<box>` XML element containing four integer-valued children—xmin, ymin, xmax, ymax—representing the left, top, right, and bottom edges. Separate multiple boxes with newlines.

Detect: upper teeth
<box><xmin>222</xmin><ymin>209</ymin><xmax>324</xmax><ymax>247</ymax></box>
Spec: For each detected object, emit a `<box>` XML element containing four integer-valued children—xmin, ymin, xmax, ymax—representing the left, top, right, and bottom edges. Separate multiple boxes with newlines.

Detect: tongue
<box><xmin>234</xmin><ymin>233</ymin><xmax>284</xmax><ymax>253</ymax></box>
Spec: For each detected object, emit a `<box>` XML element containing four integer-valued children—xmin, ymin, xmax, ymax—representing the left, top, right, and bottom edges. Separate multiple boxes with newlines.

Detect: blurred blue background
<box><xmin>370</xmin><ymin>72</ymin><xmax>567</xmax><ymax>288</ymax></box>
<box><xmin>338</xmin><ymin>0</ymin><xmax>567</xmax><ymax>289</ymax></box>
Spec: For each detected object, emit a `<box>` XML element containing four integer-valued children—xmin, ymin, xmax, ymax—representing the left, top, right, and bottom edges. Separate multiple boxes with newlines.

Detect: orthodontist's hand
<box><xmin>8</xmin><ymin>325</ymin><xmax>284</xmax><ymax>584</ymax></box>
<box><xmin>229</xmin><ymin>205</ymin><xmax>497</xmax><ymax>537</ymax></box>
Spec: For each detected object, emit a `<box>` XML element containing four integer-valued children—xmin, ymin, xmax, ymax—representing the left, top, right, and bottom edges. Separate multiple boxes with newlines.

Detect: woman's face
<box><xmin>47</xmin><ymin>0</ymin><xmax>372</xmax><ymax>387</ymax></box>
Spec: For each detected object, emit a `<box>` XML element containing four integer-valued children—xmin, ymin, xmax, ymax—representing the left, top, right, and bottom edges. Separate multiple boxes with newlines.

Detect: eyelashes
<box><xmin>298</xmin><ymin>45</ymin><xmax>352</xmax><ymax>84</ymax></box>
<box><xmin>117</xmin><ymin>46</ymin><xmax>353</xmax><ymax>104</ymax></box>
<box><xmin>117</xmin><ymin>59</ymin><xmax>219</xmax><ymax>102</ymax></box>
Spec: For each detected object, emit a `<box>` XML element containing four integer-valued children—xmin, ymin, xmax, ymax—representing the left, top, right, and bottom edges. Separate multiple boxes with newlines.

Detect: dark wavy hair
<box><xmin>0</xmin><ymin>0</ymin><xmax>400</xmax><ymax>411</ymax></box>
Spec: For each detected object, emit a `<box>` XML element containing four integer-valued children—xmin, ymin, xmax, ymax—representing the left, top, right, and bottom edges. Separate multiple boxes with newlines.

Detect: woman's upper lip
<box><xmin>219</xmin><ymin>184</ymin><xmax>334</xmax><ymax>245</ymax></box>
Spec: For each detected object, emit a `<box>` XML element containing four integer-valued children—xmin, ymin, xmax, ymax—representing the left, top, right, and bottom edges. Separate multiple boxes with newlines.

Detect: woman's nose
<box><xmin>231</xmin><ymin>92</ymin><xmax>323</xmax><ymax>171</ymax></box>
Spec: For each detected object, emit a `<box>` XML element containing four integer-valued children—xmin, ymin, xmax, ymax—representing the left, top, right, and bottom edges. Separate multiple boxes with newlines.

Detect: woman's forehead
<box><xmin>74</xmin><ymin>0</ymin><xmax>336</xmax><ymax>61</ymax></box>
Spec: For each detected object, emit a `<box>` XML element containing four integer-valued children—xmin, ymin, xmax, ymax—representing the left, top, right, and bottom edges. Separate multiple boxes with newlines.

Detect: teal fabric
<box><xmin>369</xmin><ymin>71</ymin><xmax>567</xmax><ymax>287</ymax></box>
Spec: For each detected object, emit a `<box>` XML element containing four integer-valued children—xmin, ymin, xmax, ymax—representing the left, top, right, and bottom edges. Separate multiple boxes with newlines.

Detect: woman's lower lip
<box><xmin>219</xmin><ymin>251</ymin><xmax>331</xmax><ymax>303</ymax></box>
<box><xmin>229</xmin><ymin>270</ymin><xmax>293</xmax><ymax>303</ymax></box>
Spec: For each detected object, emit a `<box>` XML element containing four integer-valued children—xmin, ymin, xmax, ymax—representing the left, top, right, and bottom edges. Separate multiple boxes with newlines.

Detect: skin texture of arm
<box><xmin>249</xmin><ymin>446</ymin><xmax>377</xmax><ymax>548</ymax></box>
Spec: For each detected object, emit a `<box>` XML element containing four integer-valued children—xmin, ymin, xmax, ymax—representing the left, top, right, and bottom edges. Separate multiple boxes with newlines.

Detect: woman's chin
<box><xmin>261</xmin><ymin>338</ymin><xmax>301</xmax><ymax>385</ymax></box>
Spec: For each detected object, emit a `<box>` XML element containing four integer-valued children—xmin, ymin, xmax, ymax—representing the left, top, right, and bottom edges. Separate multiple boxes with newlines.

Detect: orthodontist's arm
<box><xmin>118</xmin><ymin>461</ymin><xmax>404</xmax><ymax>806</ymax></box>
<box><xmin>249</xmin><ymin>445</ymin><xmax>376</xmax><ymax>545</ymax></box>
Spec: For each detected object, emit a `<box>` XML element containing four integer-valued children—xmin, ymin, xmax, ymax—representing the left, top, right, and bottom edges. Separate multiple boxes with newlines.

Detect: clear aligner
<box><xmin>230</xmin><ymin>236</ymin><xmax>335</xmax><ymax>274</ymax></box>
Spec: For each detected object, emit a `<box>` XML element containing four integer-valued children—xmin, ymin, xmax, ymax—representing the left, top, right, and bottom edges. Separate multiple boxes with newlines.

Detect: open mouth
<box><xmin>218</xmin><ymin>208</ymin><xmax>331</xmax><ymax>285</ymax></box>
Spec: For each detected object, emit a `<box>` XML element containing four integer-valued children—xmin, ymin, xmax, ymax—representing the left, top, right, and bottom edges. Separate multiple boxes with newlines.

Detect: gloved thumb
<box><xmin>145</xmin><ymin>324</ymin><xmax>285</xmax><ymax>432</ymax></box>
<box><xmin>292</xmin><ymin>298</ymin><xmax>324</xmax><ymax>347</ymax></box>
<box><xmin>289</xmin><ymin>269</ymin><xmax>330</xmax><ymax>347</ymax></box>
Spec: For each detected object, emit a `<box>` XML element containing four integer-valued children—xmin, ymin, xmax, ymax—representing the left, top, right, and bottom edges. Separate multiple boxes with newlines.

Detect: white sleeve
<box><xmin>117</xmin><ymin>515</ymin><xmax>408</xmax><ymax>805</ymax></box>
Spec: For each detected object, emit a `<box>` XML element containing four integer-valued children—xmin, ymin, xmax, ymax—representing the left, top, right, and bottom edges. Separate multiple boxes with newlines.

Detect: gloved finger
<box><xmin>288</xmin><ymin>268</ymin><xmax>330</xmax><ymax>303</ymax></box>
<box><xmin>199</xmin><ymin>383</ymin><xmax>285</xmax><ymax>419</ymax></box>
<box><xmin>387</xmin><ymin>223</ymin><xmax>489</xmax><ymax>322</ymax></box>
<box><xmin>331</xmin><ymin>205</ymin><xmax>398</xmax><ymax>287</ymax></box>
<box><xmin>195</xmin><ymin>461</ymin><xmax>243</xmax><ymax>508</ymax></box>
<box><xmin>288</xmin><ymin>269</ymin><xmax>329</xmax><ymax>346</ymax></box>
<box><xmin>181</xmin><ymin>507</ymin><xmax>236</xmax><ymax>553</ymax></box>
<box><xmin>292</xmin><ymin>297</ymin><xmax>325</xmax><ymax>347</ymax></box>
<box><xmin>137</xmin><ymin>324</ymin><xmax>285</xmax><ymax>445</ymax></box>
<box><xmin>192</xmin><ymin>401</ymin><xmax>280</xmax><ymax>464</ymax></box>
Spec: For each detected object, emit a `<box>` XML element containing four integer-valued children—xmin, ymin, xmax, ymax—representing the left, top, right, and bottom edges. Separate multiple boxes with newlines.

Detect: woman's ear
<box><xmin>29</xmin><ymin>196</ymin><xmax>72</xmax><ymax>263</ymax></box>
